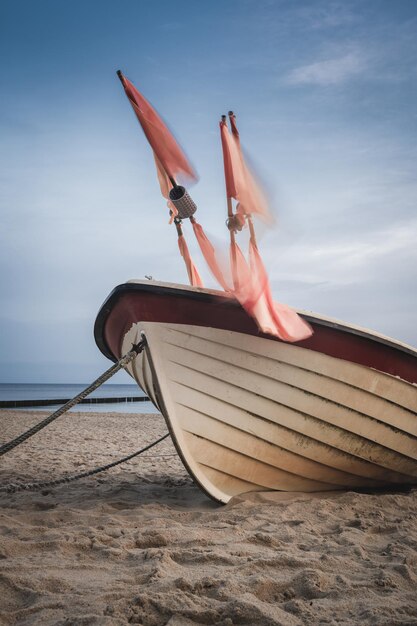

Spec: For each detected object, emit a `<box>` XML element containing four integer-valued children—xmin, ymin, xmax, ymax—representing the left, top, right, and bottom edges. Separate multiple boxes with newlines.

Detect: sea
<box><xmin>0</xmin><ymin>384</ymin><xmax>160</xmax><ymax>414</ymax></box>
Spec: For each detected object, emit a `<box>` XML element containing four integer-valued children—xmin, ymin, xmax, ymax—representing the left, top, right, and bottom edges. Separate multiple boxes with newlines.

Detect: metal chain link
<box><xmin>0</xmin><ymin>341</ymin><xmax>146</xmax><ymax>457</ymax></box>
<box><xmin>0</xmin><ymin>433</ymin><xmax>169</xmax><ymax>494</ymax></box>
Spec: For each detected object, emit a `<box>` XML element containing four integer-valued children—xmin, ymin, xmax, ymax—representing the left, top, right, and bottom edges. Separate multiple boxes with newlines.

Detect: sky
<box><xmin>0</xmin><ymin>0</ymin><xmax>416</xmax><ymax>383</ymax></box>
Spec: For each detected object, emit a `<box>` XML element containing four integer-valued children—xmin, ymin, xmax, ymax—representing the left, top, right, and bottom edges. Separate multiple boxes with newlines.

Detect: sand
<box><xmin>0</xmin><ymin>409</ymin><xmax>416</xmax><ymax>626</ymax></box>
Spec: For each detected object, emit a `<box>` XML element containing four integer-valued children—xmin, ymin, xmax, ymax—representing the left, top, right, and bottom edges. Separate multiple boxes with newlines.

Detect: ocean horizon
<box><xmin>0</xmin><ymin>383</ymin><xmax>159</xmax><ymax>414</ymax></box>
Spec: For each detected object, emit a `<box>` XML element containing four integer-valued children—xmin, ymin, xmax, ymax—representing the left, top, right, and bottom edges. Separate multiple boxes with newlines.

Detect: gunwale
<box><xmin>94</xmin><ymin>280</ymin><xmax>417</xmax><ymax>385</ymax></box>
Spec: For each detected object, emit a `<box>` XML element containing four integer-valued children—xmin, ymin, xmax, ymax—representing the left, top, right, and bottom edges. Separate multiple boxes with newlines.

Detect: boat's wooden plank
<box><xmin>166</xmin><ymin>328</ymin><xmax>417</xmax><ymax>431</ymax></box>
<box><xmin>200</xmin><ymin>466</ymin><xmax>268</xmax><ymax>496</ymax></box>
<box><xmin>169</xmin><ymin>363</ymin><xmax>417</xmax><ymax>475</ymax></box>
<box><xmin>165</xmin><ymin>345</ymin><xmax>417</xmax><ymax>461</ymax></box>
<box><xmin>179</xmin><ymin>405</ymin><xmax>384</xmax><ymax>487</ymax></box>
<box><xmin>131</xmin><ymin>321</ymin><xmax>417</xmax><ymax>502</ymax></box>
<box><xmin>184</xmin><ymin>432</ymin><xmax>338</xmax><ymax>492</ymax></box>
<box><xmin>173</xmin><ymin>383</ymin><xmax>415</xmax><ymax>483</ymax></box>
<box><xmin>169</xmin><ymin>326</ymin><xmax>417</xmax><ymax>414</ymax></box>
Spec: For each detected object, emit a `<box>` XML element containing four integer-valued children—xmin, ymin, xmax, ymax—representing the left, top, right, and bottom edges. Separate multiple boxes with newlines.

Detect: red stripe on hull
<box><xmin>99</xmin><ymin>288</ymin><xmax>417</xmax><ymax>385</ymax></box>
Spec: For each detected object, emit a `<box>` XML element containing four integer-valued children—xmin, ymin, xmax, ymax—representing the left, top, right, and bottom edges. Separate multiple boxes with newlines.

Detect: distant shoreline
<box><xmin>0</xmin><ymin>396</ymin><xmax>150</xmax><ymax>408</ymax></box>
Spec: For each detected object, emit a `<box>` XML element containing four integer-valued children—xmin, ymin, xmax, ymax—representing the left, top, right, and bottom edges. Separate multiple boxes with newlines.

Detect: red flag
<box><xmin>219</xmin><ymin>119</ymin><xmax>270</xmax><ymax>221</ymax></box>
<box><xmin>118</xmin><ymin>71</ymin><xmax>197</xmax><ymax>184</ymax></box>
<box><xmin>153</xmin><ymin>153</ymin><xmax>178</xmax><ymax>223</ymax></box>
<box><xmin>248</xmin><ymin>241</ymin><xmax>312</xmax><ymax>341</ymax></box>
<box><xmin>220</xmin><ymin>120</ymin><xmax>239</xmax><ymax>199</ymax></box>
<box><xmin>219</xmin><ymin>116</ymin><xmax>312</xmax><ymax>342</ymax></box>
<box><xmin>177</xmin><ymin>235</ymin><xmax>204</xmax><ymax>288</ymax></box>
<box><xmin>191</xmin><ymin>219</ymin><xmax>230</xmax><ymax>291</ymax></box>
<box><xmin>229</xmin><ymin>112</ymin><xmax>240</xmax><ymax>141</ymax></box>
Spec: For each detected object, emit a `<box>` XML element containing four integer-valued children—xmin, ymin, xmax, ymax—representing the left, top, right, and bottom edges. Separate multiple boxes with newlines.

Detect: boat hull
<box><xmin>95</xmin><ymin>281</ymin><xmax>417</xmax><ymax>503</ymax></box>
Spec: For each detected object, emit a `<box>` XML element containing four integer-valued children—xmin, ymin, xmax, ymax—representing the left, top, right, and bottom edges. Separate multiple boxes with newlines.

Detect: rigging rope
<box><xmin>0</xmin><ymin>340</ymin><xmax>146</xmax><ymax>457</ymax></box>
<box><xmin>0</xmin><ymin>338</ymin><xmax>173</xmax><ymax>495</ymax></box>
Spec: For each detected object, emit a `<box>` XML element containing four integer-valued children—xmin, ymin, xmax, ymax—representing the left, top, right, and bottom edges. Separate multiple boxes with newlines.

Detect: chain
<box><xmin>0</xmin><ymin>340</ymin><xmax>146</xmax><ymax>457</ymax></box>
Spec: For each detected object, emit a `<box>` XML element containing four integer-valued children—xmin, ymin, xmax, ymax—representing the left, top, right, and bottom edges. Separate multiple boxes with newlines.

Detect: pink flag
<box><xmin>230</xmin><ymin>240</ymin><xmax>266</xmax><ymax>307</ymax></box>
<box><xmin>219</xmin><ymin>120</ymin><xmax>270</xmax><ymax>221</ymax></box>
<box><xmin>220</xmin><ymin>120</ymin><xmax>240</xmax><ymax>199</ymax></box>
<box><xmin>229</xmin><ymin>112</ymin><xmax>240</xmax><ymax>141</ymax></box>
<box><xmin>177</xmin><ymin>234</ymin><xmax>204</xmax><ymax>288</ymax></box>
<box><xmin>219</xmin><ymin>116</ymin><xmax>313</xmax><ymax>342</ymax></box>
<box><xmin>249</xmin><ymin>241</ymin><xmax>312</xmax><ymax>342</ymax></box>
<box><xmin>118</xmin><ymin>71</ymin><xmax>197</xmax><ymax>184</ymax></box>
<box><xmin>191</xmin><ymin>219</ymin><xmax>230</xmax><ymax>291</ymax></box>
<box><xmin>153</xmin><ymin>153</ymin><xmax>178</xmax><ymax>222</ymax></box>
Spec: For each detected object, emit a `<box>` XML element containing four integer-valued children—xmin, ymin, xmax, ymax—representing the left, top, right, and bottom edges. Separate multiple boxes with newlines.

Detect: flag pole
<box><xmin>220</xmin><ymin>114</ymin><xmax>239</xmax><ymax>289</ymax></box>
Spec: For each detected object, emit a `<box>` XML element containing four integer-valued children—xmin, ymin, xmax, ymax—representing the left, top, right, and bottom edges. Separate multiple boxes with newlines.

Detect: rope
<box><xmin>0</xmin><ymin>433</ymin><xmax>169</xmax><ymax>494</ymax></box>
<box><xmin>0</xmin><ymin>340</ymin><xmax>146</xmax><ymax>457</ymax></box>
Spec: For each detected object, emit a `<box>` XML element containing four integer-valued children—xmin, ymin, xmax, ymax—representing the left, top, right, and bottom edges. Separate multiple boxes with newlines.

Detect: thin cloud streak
<box><xmin>297</xmin><ymin>4</ymin><xmax>357</xmax><ymax>30</ymax></box>
<box><xmin>287</xmin><ymin>52</ymin><xmax>367</xmax><ymax>86</ymax></box>
<box><xmin>271</xmin><ymin>219</ymin><xmax>417</xmax><ymax>283</ymax></box>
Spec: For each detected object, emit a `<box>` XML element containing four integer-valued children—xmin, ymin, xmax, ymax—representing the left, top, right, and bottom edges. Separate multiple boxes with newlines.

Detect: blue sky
<box><xmin>1</xmin><ymin>0</ymin><xmax>416</xmax><ymax>383</ymax></box>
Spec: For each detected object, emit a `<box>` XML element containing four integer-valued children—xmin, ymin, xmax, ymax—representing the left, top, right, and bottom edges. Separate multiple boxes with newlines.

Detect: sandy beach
<box><xmin>0</xmin><ymin>409</ymin><xmax>416</xmax><ymax>625</ymax></box>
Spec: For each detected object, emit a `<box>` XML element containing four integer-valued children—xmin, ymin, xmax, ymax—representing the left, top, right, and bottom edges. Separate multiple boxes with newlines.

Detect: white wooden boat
<box><xmin>95</xmin><ymin>280</ymin><xmax>417</xmax><ymax>503</ymax></box>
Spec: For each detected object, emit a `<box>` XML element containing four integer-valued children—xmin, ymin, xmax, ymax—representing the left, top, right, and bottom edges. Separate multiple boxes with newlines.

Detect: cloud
<box><xmin>263</xmin><ymin>218</ymin><xmax>417</xmax><ymax>344</ymax></box>
<box><xmin>308</xmin><ymin>220</ymin><xmax>417</xmax><ymax>272</ymax></box>
<box><xmin>263</xmin><ymin>219</ymin><xmax>417</xmax><ymax>338</ymax></box>
<box><xmin>287</xmin><ymin>52</ymin><xmax>366</xmax><ymax>86</ymax></box>
<box><xmin>267</xmin><ymin>218</ymin><xmax>417</xmax><ymax>286</ymax></box>
<box><xmin>296</xmin><ymin>3</ymin><xmax>357</xmax><ymax>30</ymax></box>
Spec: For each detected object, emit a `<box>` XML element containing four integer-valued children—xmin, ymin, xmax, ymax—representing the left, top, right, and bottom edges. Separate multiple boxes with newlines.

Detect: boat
<box><xmin>94</xmin><ymin>71</ymin><xmax>417</xmax><ymax>503</ymax></box>
<box><xmin>94</xmin><ymin>279</ymin><xmax>417</xmax><ymax>504</ymax></box>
